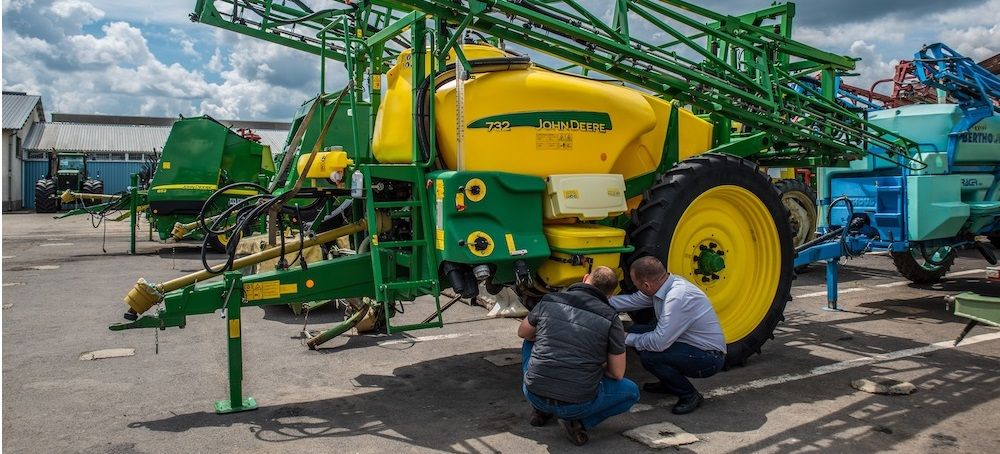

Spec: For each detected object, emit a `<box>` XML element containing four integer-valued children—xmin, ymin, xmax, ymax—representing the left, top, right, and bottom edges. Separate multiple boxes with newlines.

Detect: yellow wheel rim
<box><xmin>216</xmin><ymin>232</ymin><xmax>229</xmax><ymax>246</ymax></box>
<box><xmin>668</xmin><ymin>185</ymin><xmax>781</xmax><ymax>343</ymax></box>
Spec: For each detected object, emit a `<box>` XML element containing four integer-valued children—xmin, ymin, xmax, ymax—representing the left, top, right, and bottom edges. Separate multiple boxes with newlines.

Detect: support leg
<box><xmin>824</xmin><ymin>259</ymin><xmax>841</xmax><ymax>312</ymax></box>
<box><xmin>215</xmin><ymin>272</ymin><xmax>257</xmax><ymax>414</ymax></box>
<box><xmin>129</xmin><ymin>173</ymin><xmax>137</xmax><ymax>255</ymax></box>
<box><xmin>954</xmin><ymin>319</ymin><xmax>978</xmax><ymax>346</ymax></box>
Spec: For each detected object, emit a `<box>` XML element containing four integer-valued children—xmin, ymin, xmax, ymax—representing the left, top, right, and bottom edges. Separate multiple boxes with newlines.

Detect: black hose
<box><xmin>414</xmin><ymin>56</ymin><xmax>532</xmax><ymax>164</ymax></box>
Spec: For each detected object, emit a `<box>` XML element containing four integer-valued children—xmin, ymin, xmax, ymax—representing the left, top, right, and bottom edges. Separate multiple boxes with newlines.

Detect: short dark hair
<box><xmin>588</xmin><ymin>266</ymin><xmax>619</xmax><ymax>296</ymax></box>
<box><xmin>630</xmin><ymin>256</ymin><xmax>667</xmax><ymax>283</ymax></box>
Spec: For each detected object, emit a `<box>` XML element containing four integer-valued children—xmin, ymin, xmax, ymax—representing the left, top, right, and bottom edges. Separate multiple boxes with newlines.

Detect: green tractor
<box><xmin>34</xmin><ymin>151</ymin><xmax>103</xmax><ymax>213</ymax></box>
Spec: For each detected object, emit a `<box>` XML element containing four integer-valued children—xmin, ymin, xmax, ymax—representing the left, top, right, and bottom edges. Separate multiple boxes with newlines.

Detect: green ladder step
<box><xmin>367</xmin><ymin>164</ymin><xmax>424</xmax><ymax>181</ymax></box>
<box><xmin>382</xmin><ymin>279</ymin><xmax>436</xmax><ymax>290</ymax></box>
<box><xmin>373</xmin><ymin>200</ymin><xmax>422</xmax><ymax>208</ymax></box>
<box><xmin>377</xmin><ymin>239</ymin><xmax>427</xmax><ymax>248</ymax></box>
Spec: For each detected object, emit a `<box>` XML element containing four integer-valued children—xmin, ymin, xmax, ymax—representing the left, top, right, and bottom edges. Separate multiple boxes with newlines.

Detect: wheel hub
<box><xmin>694</xmin><ymin>242</ymin><xmax>726</xmax><ymax>282</ymax></box>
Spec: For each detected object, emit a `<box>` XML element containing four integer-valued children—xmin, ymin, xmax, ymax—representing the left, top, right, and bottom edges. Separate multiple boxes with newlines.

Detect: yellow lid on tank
<box><xmin>543</xmin><ymin>224</ymin><xmax>626</xmax><ymax>250</ymax></box>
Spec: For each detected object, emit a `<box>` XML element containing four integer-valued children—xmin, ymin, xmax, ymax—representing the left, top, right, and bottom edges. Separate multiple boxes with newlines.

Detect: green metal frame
<box><xmin>111</xmin><ymin>1</ymin><xmax>939</xmax><ymax>411</ymax></box>
<box><xmin>373</xmin><ymin>0</ymin><xmax>921</xmax><ymax>168</ymax></box>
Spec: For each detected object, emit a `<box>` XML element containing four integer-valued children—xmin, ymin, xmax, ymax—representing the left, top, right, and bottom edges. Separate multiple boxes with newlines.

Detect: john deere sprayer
<box><xmin>113</xmin><ymin>0</ymin><xmax>920</xmax><ymax>412</ymax></box>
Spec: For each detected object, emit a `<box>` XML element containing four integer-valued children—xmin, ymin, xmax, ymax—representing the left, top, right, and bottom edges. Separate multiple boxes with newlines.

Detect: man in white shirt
<box><xmin>610</xmin><ymin>256</ymin><xmax>727</xmax><ymax>414</ymax></box>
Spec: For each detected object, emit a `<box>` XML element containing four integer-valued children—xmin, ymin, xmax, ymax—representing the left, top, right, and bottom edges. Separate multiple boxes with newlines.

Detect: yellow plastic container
<box><xmin>372</xmin><ymin>45</ymin><xmax>714</xmax><ymax>180</ymax></box>
<box><xmin>538</xmin><ymin>224</ymin><xmax>626</xmax><ymax>288</ymax></box>
<box><xmin>296</xmin><ymin>150</ymin><xmax>352</xmax><ymax>179</ymax></box>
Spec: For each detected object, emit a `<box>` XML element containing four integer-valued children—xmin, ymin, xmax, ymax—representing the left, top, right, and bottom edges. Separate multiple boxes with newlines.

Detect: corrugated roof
<box><xmin>23</xmin><ymin>122</ymin><xmax>288</xmax><ymax>154</ymax></box>
<box><xmin>2</xmin><ymin>92</ymin><xmax>42</xmax><ymax>130</ymax></box>
<box><xmin>50</xmin><ymin>113</ymin><xmax>291</xmax><ymax>130</ymax></box>
<box><xmin>257</xmin><ymin>130</ymin><xmax>291</xmax><ymax>152</ymax></box>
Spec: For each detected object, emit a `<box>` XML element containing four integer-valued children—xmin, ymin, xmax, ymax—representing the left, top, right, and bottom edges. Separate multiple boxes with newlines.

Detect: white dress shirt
<box><xmin>609</xmin><ymin>274</ymin><xmax>727</xmax><ymax>354</ymax></box>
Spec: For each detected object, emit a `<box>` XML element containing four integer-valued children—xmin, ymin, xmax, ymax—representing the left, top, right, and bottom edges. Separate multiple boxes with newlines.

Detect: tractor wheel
<box><xmin>891</xmin><ymin>246</ymin><xmax>956</xmax><ymax>284</ymax></box>
<box><xmin>82</xmin><ymin>179</ymin><xmax>104</xmax><ymax>195</ymax></box>
<box><xmin>627</xmin><ymin>153</ymin><xmax>794</xmax><ymax>368</ymax></box>
<box><xmin>775</xmin><ymin>179</ymin><xmax>817</xmax><ymax>248</ymax></box>
<box><xmin>206</xmin><ymin>231</ymin><xmax>230</xmax><ymax>253</ymax></box>
<box><xmin>34</xmin><ymin>179</ymin><xmax>58</xmax><ymax>213</ymax></box>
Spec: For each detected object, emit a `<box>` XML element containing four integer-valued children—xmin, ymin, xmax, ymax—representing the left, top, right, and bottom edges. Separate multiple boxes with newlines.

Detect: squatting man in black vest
<box><xmin>518</xmin><ymin>258</ymin><xmax>727</xmax><ymax>446</ymax></box>
<box><xmin>518</xmin><ymin>266</ymin><xmax>639</xmax><ymax>446</ymax></box>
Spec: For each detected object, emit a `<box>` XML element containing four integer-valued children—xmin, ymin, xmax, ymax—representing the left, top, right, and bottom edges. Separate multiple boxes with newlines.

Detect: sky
<box><xmin>2</xmin><ymin>0</ymin><xmax>998</xmax><ymax>122</ymax></box>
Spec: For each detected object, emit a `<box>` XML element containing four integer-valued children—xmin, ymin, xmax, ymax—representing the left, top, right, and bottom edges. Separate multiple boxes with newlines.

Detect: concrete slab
<box><xmin>852</xmin><ymin>378</ymin><xmax>918</xmax><ymax>395</ymax></box>
<box><xmin>623</xmin><ymin>422</ymin><xmax>699</xmax><ymax>448</ymax></box>
<box><xmin>483</xmin><ymin>353</ymin><xmax>521</xmax><ymax>367</ymax></box>
<box><xmin>79</xmin><ymin>348</ymin><xmax>136</xmax><ymax>361</ymax></box>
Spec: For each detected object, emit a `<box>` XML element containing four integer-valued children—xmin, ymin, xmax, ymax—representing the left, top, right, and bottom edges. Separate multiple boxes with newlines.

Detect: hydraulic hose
<box><xmin>415</xmin><ymin>56</ymin><xmax>532</xmax><ymax>164</ymax></box>
<box><xmin>192</xmin><ymin>83</ymin><xmax>353</xmax><ymax>275</ymax></box>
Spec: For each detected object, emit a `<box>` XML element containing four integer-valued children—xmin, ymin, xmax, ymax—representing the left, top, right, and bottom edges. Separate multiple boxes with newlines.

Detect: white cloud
<box><xmin>66</xmin><ymin>22</ymin><xmax>152</xmax><ymax>66</ymax></box>
<box><xmin>206</xmin><ymin>47</ymin><xmax>224</xmax><ymax>73</ymax></box>
<box><xmin>169</xmin><ymin>28</ymin><xmax>199</xmax><ymax>58</ymax></box>
<box><xmin>2</xmin><ymin>0</ymin><xmax>321</xmax><ymax>120</ymax></box>
<box><xmin>48</xmin><ymin>0</ymin><xmax>104</xmax><ymax>21</ymax></box>
<box><xmin>846</xmin><ymin>40</ymin><xmax>901</xmax><ymax>91</ymax></box>
<box><xmin>939</xmin><ymin>25</ymin><xmax>999</xmax><ymax>62</ymax></box>
<box><xmin>797</xmin><ymin>19</ymin><xmax>910</xmax><ymax>49</ymax></box>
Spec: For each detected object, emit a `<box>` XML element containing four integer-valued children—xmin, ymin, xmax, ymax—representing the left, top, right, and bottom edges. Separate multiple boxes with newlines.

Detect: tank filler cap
<box><xmin>465</xmin><ymin>178</ymin><xmax>487</xmax><ymax>202</ymax></box>
<box><xmin>466</xmin><ymin>231</ymin><xmax>495</xmax><ymax>257</ymax></box>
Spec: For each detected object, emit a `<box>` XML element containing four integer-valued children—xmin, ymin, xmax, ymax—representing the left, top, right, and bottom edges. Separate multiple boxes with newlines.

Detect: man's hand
<box><xmin>605</xmin><ymin>352</ymin><xmax>626</xmax><ymax>380</ymax></box>
<box><xmin>517</xmin><ymin>317</ymin><xmax>537</xmax><ymax>340</ymax></box>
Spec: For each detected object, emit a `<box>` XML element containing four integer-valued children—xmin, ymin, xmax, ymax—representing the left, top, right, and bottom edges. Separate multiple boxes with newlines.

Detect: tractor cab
<box><xmin>54</xmin><ymin>153</ymin><xmax>87</xmax><ymax>193</ymax></box>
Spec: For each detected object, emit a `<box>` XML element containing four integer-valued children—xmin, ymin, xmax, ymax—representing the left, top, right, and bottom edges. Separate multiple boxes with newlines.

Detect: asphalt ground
<box><xmin>2</xmin><ymin>212</ymin><xmax>999</xmax><ymax>453</ymax></box>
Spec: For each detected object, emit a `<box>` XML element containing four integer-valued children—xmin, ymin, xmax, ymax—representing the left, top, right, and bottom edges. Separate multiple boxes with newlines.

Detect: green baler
<box><xmin>147</xmin><ymin>116</ymin><xmax>275</xmax><ymax>250</ymax></box>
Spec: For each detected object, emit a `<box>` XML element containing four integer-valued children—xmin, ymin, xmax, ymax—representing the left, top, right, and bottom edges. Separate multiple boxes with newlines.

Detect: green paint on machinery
<box><xmin>57</xmin><ymin>116</ymin><xmax>276</xmax><ymax>253</ymax></box>
<box><xmin>147</xmin><ymin>116</ymin><xmax>275</xmax><ymax>243</ymax></box>
<box><xmin>111</xmin><ymin>1</ymin><xmax>931</xmax><ymax>413</ymax></box>
<box><xmin>430</xmin><ymin>171</ymin><xmax>550</xmax><ymax>283</ymax></box>
<box><xmin>272</xmin><ymin>96</ymin><xmax>371</xmax><ymax>195</ymax></box>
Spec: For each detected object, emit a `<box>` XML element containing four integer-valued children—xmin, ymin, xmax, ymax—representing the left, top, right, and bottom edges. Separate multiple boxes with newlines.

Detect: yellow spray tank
<box><xmin>373</xmin><ymin>45</ymin><xmax>714</xmax><ymax>179</ymax></box>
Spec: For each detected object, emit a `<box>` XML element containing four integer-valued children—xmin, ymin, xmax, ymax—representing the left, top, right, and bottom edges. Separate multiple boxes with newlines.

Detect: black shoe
<box><xmin>559</xmin><ymin>419</ymin><xmax>589</xmax><ymax>446</ymax></box>
<box><xmin>530</xmin><ymin>409</ymin><xmax>552</xmax><ymax>427</ymax></box>
<box><xmin>642</xmin><ymin>382</ymin><xmax>675</xmax><ymax>395</ymax></box>
<box><xmin>671</xmin><ymin>392</ymin><xmax>704</xmax><ymax>415</ymax></box>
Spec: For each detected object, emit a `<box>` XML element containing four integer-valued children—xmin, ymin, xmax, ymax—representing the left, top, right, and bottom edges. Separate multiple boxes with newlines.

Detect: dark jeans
<box><xmin>521</xmin><ymin>340</ymin><xmax>639</xmax><ymax>430</ymax></box>
<box><xmin>628</xmin><ymin>324</ymin><xmax>725</xmax><ymax>399</ymax></box>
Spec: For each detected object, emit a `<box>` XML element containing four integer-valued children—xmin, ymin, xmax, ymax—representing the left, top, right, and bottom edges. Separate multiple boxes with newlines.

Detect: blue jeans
<box><xmin>629</xmin><ymin>324</ymin><xmax>725</xmax><ymax>399</ymax></box>
<box><xmin>521</xmin><ymin>340</ymin><xmax>639</xmax><ymax>430</ymax></box>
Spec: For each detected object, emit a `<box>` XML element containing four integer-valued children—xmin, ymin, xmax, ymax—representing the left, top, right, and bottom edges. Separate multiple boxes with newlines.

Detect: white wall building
<box><xmin>2</xmin><ymin>91</ymin><xmax>45</xmax><ymax>211</ymax></box>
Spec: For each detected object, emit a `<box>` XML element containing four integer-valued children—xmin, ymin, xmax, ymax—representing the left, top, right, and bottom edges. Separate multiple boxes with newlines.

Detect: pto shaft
<box><xmin>124</xmin><ymin>214</ymin><xmax>389</xmax><ymax>314</ymax></box>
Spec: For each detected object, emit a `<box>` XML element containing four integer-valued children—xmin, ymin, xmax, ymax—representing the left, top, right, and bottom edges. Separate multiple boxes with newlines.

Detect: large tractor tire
<box><xmin>34</xmin><ymin>179</ymin><xmax>58</xmax><ymax>213</ymax></box>
<box><xmin>81</xmin><ymin>179</ymin><xmax>104</xmax><ymax>195</ymax></box>
<box><xmin>775</xmin><ymin>178</ymin><xmax>817</xmax><ymax>248</ymax></box>
<box><xmin>891</xmin><ymin>246</ymin><xmax>956</xmax><ymax>284</ymax></box>
<box><xmin>205</xmin><ymin>232</ymin><xmax>230</xmax><ymax>253</ymax></box>
<box><xmin>628</xmin><ymin>153</ymin><xmax>794</xmax><ymax>368</ymax></box>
